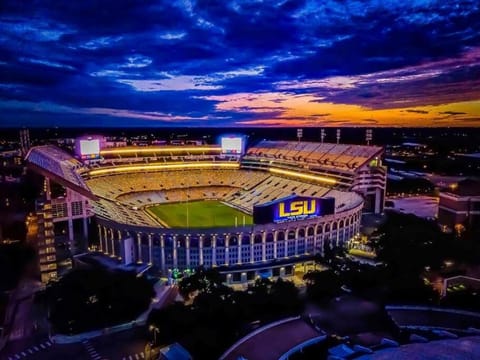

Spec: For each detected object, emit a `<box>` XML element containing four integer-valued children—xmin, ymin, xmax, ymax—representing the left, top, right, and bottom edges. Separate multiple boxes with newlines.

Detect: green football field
<box><xmin>146</xmin><ymin>200</ymin><xmax>253</xmax><ymax>228</ymax></box>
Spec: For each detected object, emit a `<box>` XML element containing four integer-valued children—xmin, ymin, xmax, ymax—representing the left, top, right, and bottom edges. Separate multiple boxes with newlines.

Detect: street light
<box><xmin>149</xmin><ymin>325</ymin><xmax>159</xmax><ymax>345</ymax></box>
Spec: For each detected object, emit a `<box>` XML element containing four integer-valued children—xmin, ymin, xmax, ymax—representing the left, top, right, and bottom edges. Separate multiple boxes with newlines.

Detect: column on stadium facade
<box><xmin>137</xmin><ymin>233</ymin><xmax>143</xmax><ymax>263</ymax></box>
<box><xmin>315</xmin><ymin>224</ymin><xmax>324</xmax><ymax>256</ymax></box>
<box><xmin>335</xmin><ymin>221</ymin><xmax>340</xmax><ymax>247</ymax></box>
<box><xmin>348</xmin><ymin>216</ymin><xmax>353</xmax><ymax>240</ymax></box>
<box><xmin>172</xmin><ymin>235</ymin><xmax>178</xmax><ymax>269</ymax></box>
<box><xmin>328</xmin><ymin>222</ymin><xmax>334</xmax><ymax>249</ymax></box>
<box><xmin>261</xmin><ymin>231</ymin><xmax>267</xmax><ymax>261</ymax></box>
<box><xmin>284</xmin><ymin>234</ymin><xmax>288</xmax><ymax>258</ymax></box>
<box><xmin>160</xmin><ymin>235</ymin><xmax>166</xmax><ymax>273</ymax></box>
<box><xmin>273</xmin><ymin>231</ymin><xmax>278</xmax><ymax>258</ymax></box>
<box><xmin>211</xmin><ymin>235</ymin><xmax>217</xmax><ymax>267</ymax></box>
<box><xmin>250</xmin><ymin>233</ymin><xmax>255</xmax><ymax>263</ymax></box>
<box><xmin>321</xmin><ymin>224</ymin><xmax>326</xmax><ymax>254</ymax></box>
<box><xmin>103</xmin><ymin>226</ymin><xmax>109</xmax><ymax>254</ymax></box>
<box><xmin>67</xmin><ymin>215</ymin><xmax>74</xmax><ymax>243</ymax></box>
<box><xmin>354</xmin><ymin>213</ymin><xmax>358</xmax><ymax>235</ymax></box>
<box><xmin>97</xmin><ymin>225</ymin><xmax>103</xmax><ymax>252</ymax></box>
<box><xmin>199</xmin><ymin>235</ymin><xmax>204</xmax><ymax>266</ymax></box>
<box><xmin>83</xmin><ymin>217</ymin><xmax>88</xmax><ymax>241</ymax></box>
<box><xmin>65</xmin><ymin>191</ymin><xmax>74</xmax><ymax>243</ymax></box>
<box><xmin>185</xmin><ymin>235</ymin><xmax>190</xmax><ymax>268</ymax></box>
<box><xmin>375</xmin><ymin>188</ymin><xmax>382</xmax><ymax>214</ymax></box>
<box><xmin>148</xmin><ymin>234</ymin><xmax>153</xmax><ymax>265</ymax></box>
<box><xmin>357</xmin><ymin>211</ymin><xmax>362</xmax><ymax>233</ymax></box>
<box><xmin>355</xmin><ymin>213</ymin><xmax>360</xmax><ymax>234</ymax></box>
<box><xmin>294</xmin><ymin>230</ymin><xmax>299</xmax><ymax>256</ymax></box>
<box><xmin>237</xmin><ymin>233</ymin><xmax>242</xmax><ymax>264</ymax></box>
<box><xmin>117</xmin><ymin>230</ymin><xmax>122</xmax><ymax>260</ymax></box>
<box><xmin>224</xmin><ymin>235</ymin><xmax>229</xmax><ymax>266</ymax></box>
<box><xmin>109</xmin><ymin>228</ymin><xmax>115</xmax><ymax>256</ymax></box>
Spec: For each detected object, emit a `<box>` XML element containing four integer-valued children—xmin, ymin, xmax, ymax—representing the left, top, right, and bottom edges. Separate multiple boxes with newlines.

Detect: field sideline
<box><xmin>146</xmin><ymin>200</ymin><xmax>253</xmax><ymax>228</ymax></box>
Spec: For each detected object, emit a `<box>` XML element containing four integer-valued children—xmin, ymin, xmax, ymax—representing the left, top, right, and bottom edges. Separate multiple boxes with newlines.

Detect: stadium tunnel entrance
<box><xmin>214</xmin><ymin>256</ymin><xmax>320</xmax><ymax>287</ymax></box>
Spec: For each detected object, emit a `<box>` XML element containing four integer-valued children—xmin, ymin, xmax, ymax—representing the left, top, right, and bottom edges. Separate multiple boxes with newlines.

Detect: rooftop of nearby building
<box><xmin>443</xmin><ymin>178</ymin><xmax>480</xmax><ymax>197</ymax></box>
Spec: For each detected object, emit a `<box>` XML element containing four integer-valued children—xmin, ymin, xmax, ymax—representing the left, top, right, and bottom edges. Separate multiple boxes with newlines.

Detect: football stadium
<box><xmin>26</xmin><ymin>135</ymin><xmax>386</xmax><ymax>284</ymax></box>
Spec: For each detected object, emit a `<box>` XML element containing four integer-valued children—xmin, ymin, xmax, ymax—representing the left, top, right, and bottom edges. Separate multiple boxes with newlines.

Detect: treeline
<box><xmin>148</xmin><ymin>268</ymin><xmax>302</xmax><ymax>359</ymax></box>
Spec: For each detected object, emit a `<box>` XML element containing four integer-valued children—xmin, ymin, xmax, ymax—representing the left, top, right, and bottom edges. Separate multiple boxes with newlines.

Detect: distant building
<box><xmin>19</xmin><ymin>129</ymin><xmax>30</xmax><ymax>157</ymax></box>
<box><xmin>438</xmin><ymin>179</ymin><xmax>480</xmax><ymax>233</ymax></box>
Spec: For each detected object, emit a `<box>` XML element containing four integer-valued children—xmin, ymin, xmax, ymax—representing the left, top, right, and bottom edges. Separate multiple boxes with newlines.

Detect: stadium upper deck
<box><xmin>99</xmin><ymin>144</ymin><xmax>222</xmax><ymax>158</ymax></box>
<box><xmin>242</xmin><ymin>140</ymin><xmax>383</xmax><ymax>184</ymax></box>
<box><xmin>26</xmin><ymin>145</ymin><xmax>95</xmax><ymax>199</ymax></box>
<box><xmin>242</xmin><ymin>141</ymin><xmax>386</xmax><ymax>213</ymax></box>
<box><xmin>245</xmin><ymin>141</ymin><xmax>382</xmax><ymax>172</ymax></box>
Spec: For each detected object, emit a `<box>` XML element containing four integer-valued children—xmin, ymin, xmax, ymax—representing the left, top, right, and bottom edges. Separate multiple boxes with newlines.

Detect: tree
<box><xmin>386</xmin><ymin>275</ymin><xmax>439</xmax><ymax>305</ymax></box>
<box><xmin>342</xmin><ymin>262</ymin><xmax>388</xmax><ymax>297</ymax></box>
<box><xmin>0</xmin><ymin>242</ymin><xmax>36</xmax><ymax>291</ymax></box>
<box><xmin>269</xmin><ymin>278</ymin><xmax>303</xmax><ymax>317</ymax></box>
<box><xmin>441</xmin><ymin>288</ymin><xmax>480</xmax><ymax>311</ymax></box>
<box><xmin>47</xmin><ymin>268</ymin><xmax>154</xmax><ymax>334</ymax></box>
<box><xmin>178</xmin><ymin>266</ymin><xmax>224</xmax><ymax>300</ymax></box>
<box><xmin>371</xmin><ymin>212</ymin><xmax>451</xmax><ymax>273</ymax></box>
<box><xmin>386</xmin><ymin>178</ymin><xmax>434</xmax><ymax>195</ymax></box>
<box><xmin>304</xmin><ymin>270</ymin><xmax>342</xmax><ymax>304</ymax></box>
<box><xmin>149</xmin><ymin>270</ymin><xmax>303</xmax><ymax>360</ymax></box>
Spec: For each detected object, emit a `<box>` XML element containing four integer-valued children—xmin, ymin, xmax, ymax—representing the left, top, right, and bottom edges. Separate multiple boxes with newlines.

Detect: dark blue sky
<box><xmin>1</xmin><ymin>0</ymin><xmax>479</xmax><ymax>127</ymax></box>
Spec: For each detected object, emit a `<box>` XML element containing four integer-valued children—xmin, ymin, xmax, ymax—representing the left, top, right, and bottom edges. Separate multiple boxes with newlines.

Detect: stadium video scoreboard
<box><xmin>253</xmin><ymin>196</ymin><xmax>335</xmax><ymax>224</ymax></box>
<box><xmin>75</xmin><ymin>136</ymin><xmax>102</xmax><ymax>160</ymax></box>
<box><xmin>220</xmin><ymin>135</ymin><xmax>245</xmax><ymax>155</ymax></box>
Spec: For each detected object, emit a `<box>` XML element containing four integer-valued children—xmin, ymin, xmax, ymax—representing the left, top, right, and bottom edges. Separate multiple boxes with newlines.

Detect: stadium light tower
<box><xmin>320</xmin><ymin>129</ymin><xmax>326</xmax><ymax>143</ymax></box>
<box><xmin>297</xmin><ymin>128</ymin><xmax>303</xmax><ymax>142</ymax></box>
<box><xmin>366</xmin><ymin>129</ymin><xmax>373</xmax><ymax>145</ymax></box>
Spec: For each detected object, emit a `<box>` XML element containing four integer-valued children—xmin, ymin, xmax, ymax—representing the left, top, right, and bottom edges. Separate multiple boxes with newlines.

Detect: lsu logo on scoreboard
<box><xmin>278</xmin><ymin>199</ymin><xmax>317</xmax><ymax>218</ymax></box>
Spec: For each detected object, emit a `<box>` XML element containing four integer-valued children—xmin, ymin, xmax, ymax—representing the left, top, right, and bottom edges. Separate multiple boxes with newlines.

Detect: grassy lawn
<box><xmin>147</xmin><ymin>200</ymin><xmax>253</xmax><ymax>228</ymax></box>
<box><xmin>348</xmin><ymin>248</ymin><xmax>377</xmax><ymax>259</ymax></box>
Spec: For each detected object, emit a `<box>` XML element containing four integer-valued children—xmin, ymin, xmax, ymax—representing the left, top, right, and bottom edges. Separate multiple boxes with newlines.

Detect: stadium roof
<box><xmin>26</xmin><ymin>146</ymin><xmax>96</xmax><ymax>200</ymax></box>
<box><xmin>444</xmin><ymin>178</ymin><xmax>480</xmax><ymax>196</ymax></box>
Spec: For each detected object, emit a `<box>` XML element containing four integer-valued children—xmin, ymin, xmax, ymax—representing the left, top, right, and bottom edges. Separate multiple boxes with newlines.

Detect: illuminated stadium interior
<box><xmin>25</xmin><ymin>137</ymin><xmax>385</xmax><ymax>283</ymax></box>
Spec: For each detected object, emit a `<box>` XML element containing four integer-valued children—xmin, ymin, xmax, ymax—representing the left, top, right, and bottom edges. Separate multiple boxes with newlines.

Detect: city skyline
<box><xmin>1</xmin><ymin>0</ymin><xmax>480</xmax><ymax>127</ymax></box>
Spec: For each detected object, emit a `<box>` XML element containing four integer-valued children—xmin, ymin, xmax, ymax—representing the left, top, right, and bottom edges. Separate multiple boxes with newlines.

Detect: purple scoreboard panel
<box><xmin>253</xmin><ymin>195</ymin><xmax>335</xmax><ymax>224</ymax></box>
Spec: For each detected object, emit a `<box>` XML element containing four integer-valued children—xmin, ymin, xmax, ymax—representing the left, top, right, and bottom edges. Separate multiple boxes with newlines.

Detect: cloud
<box><xmin>18</xmin><ymin>57</ymin><xmax>76</xmax><ymax>70</ymax></box>
<box><xmin>403</xmin><ymin>109</ymin><xmax>430</xmax><ymax>114</ymax></box>
<box><xmin>121</xmin><ymin>55</ymin><xmax>152</xmax><ymax>68</ymax></box>
<box><xmin>439</xmin><ymin>111</ymin><xmax>467</xmax><ymax>116</ymax></box>
<box><xmin>158</xmin><ymin>31</ymin><xmax>187</xmax><ymax>40</ymax></box>
<box><xmin>0</xmin><ymin>0</ymin><xmax>479</xmax><ymax>127</ymax></box>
